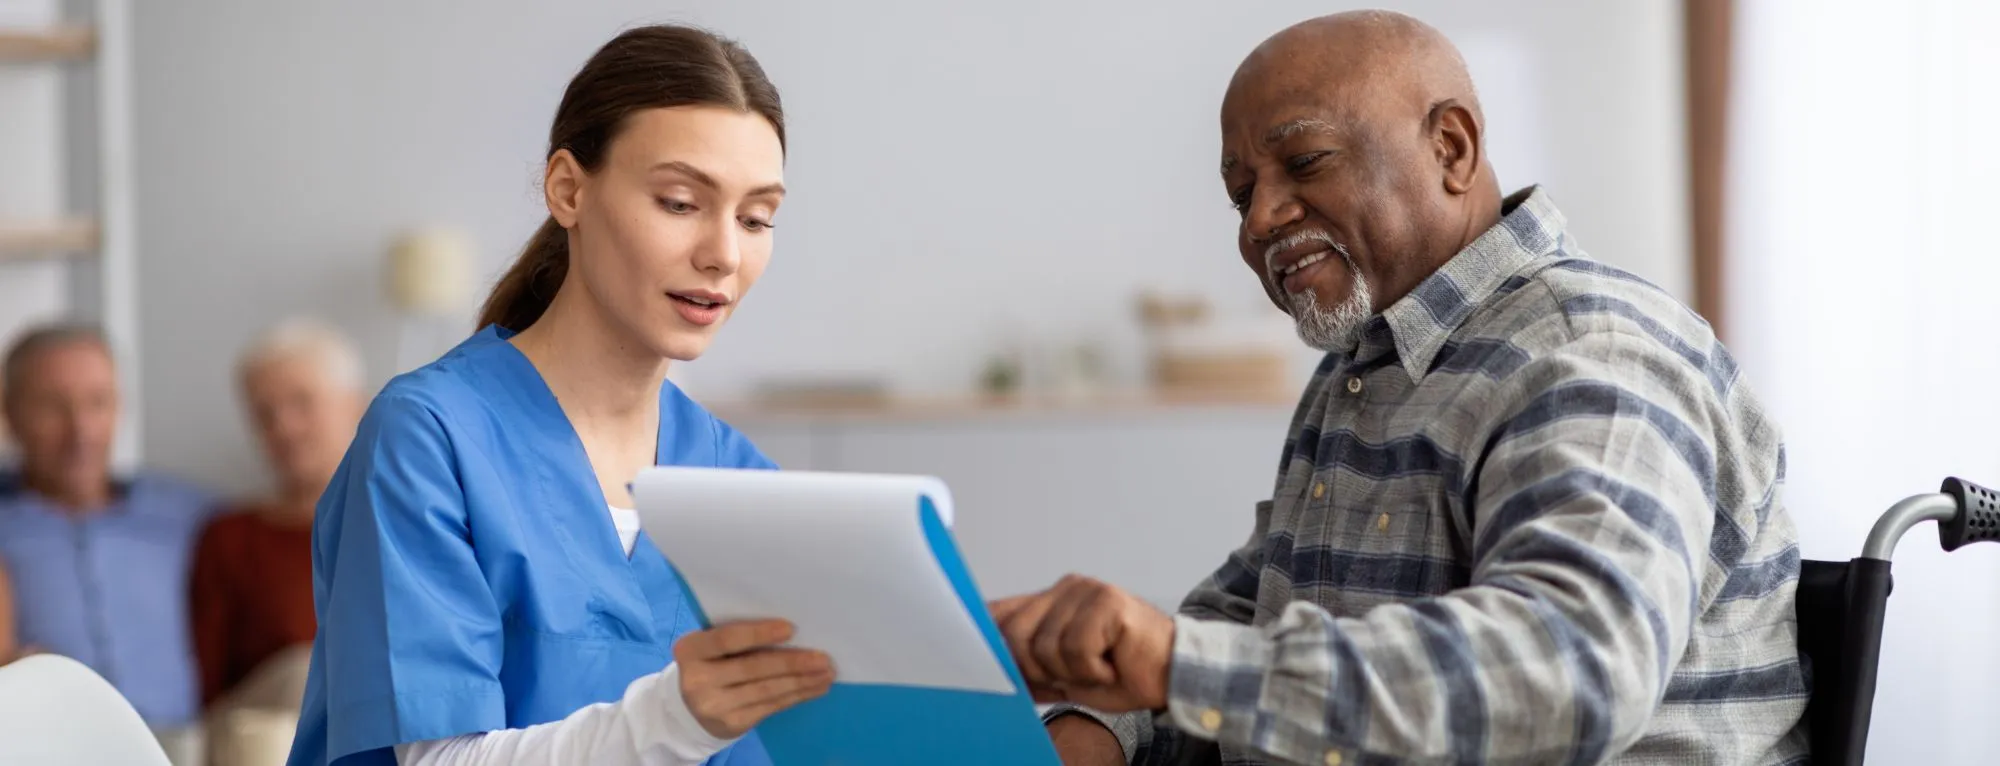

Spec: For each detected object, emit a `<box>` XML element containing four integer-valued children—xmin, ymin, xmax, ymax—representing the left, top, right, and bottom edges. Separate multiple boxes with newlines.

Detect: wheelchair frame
<box><xmin>1799</xmin><ymin>477</ymin><xmax>2000</xmax><ymax>764</ymax></box>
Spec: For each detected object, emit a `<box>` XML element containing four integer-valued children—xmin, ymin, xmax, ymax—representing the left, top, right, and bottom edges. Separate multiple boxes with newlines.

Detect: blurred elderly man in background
<box><xmin>997</xmin><ymin>10</ymin><xmax>1806</xmax><ymax>766</ymax></box>
<box><xmin>191</xmin><ymin>318</ymin><xmax>367</xmax><ymax>766</ymax></box>
<box><xmin>0</xmin><ymin>322</ymin><xmax>219</xmax><ymax>764</ymax></box>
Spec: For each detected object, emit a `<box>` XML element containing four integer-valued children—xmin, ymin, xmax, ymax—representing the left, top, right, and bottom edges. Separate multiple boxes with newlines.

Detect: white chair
<box><xmin>0</xmin><ymin>654</ymin><xmax>173</xmax><ymax>765</ymax></box>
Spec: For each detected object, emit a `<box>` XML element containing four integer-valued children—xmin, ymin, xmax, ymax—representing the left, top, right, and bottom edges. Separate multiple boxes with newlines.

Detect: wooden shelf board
<box><xmin>0</xmin><ymin>25</ymin><xmax>96</xmax><ymax>63</ymax></box>
<box><xmin>707</xmin><ymin>387</ymin><xmax>1296</xmax><ymax>425</ymax></box>
<box><xmin>0</xmin><ymin>218</ymin><xmax>99</xmax><ymax>260</ymax></box>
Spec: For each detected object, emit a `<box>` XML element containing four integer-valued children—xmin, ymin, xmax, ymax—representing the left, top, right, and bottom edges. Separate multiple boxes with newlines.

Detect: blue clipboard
<box><xmin>669</xmin><ymin>496</ymin><xmax>1062</xmax><ymax>765</ymax></box>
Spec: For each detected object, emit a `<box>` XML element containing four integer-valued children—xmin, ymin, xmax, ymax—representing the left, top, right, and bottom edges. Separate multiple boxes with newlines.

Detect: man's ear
<box><xmin>544</xmin><ymin>148</ymin><xmax>586</xmax><ymax>228</ymax></box>
<box><xmin>1428</xmin><ymin>100</ymin><xmax>1482</xmax><ymax>195</ymax></box>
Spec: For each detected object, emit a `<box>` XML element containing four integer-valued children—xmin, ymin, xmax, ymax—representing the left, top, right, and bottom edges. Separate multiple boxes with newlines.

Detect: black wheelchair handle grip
<box><xmin>1939</xmin><ymin>477</ymin><xmax>2000</xmax><ymax>552</ymax></box>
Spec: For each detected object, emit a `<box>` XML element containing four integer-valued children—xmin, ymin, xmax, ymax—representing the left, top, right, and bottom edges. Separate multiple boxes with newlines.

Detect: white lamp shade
<box><xmin>385</xmin><ymin>228</ymin><xmax>474</xmax><ymax>316</ymax></box>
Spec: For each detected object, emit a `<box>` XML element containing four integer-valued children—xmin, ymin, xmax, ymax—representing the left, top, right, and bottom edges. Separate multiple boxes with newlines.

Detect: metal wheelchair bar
<box><xmin>1860</xmin><ymin>493</ymin><xmax>1958</xmax><ymax>561</ymax></box>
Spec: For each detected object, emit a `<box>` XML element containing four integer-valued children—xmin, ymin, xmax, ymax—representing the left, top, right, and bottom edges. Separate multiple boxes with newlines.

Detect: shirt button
<box><xmin>1324</xmin><ymin>751</ymin><xmax>1345</xmax><ymax>766</ymax></box>
<box><xmin>1312</xmin><ymin>482</ymin><xmax>1326</xmax><ymax>499</ymax></box>
<box><xmin>1377</xmin><ymin>512</ymin><xmax>1391</xmax><ymax>532</ymax></box>
<box><xmin>1199</xmin><ymin>708</ymin><xmax>1223</xmax><ymax>732</ymax></box>
<box><xmin>1346</xmin><ymin>377</ymin><xmax>1363</xmax><ymax>394</ymax></box>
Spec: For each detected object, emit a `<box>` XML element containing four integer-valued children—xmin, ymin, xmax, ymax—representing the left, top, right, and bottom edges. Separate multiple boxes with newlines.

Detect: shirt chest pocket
<box><xmin>474</xmin><ymin>488</ymin><xmax>657</xmax><ymax>648</ymax></box>
<box><xmin>1298</xmin><ymin>469</ymin><xmax>1383</xmax><ymax>547</ymax></box>
<box><xmin>536</xmin><ymin>526</ymin><xmax>669</xmax><ymax>645</ymax></box>
<box><xmin>1283</xmin><ymin>466</ymin><xmax>1471</xmax><ymax>597</ymax></box>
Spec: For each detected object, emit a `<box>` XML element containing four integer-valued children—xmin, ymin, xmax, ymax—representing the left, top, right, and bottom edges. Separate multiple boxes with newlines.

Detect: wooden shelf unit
<box><xmin>707</xmin><ymin>387</ymin><xmax>1297</xmax><ymax>425</ymax></box>
<box><xmin>0</xmin><ymin>218</ymin><xmax>99</xmax><ymax>260</ymax></box>
<box><xmin>1</xmin><ymin>24</ymin><xmax>102</xmax><ymax>261</ymax></box>
<box><xmin>0</xmin><ymin>4</ymin><xmax>138</xmax><ymax>466</ymax></box>
<box><xmin>0</xmin><ymin>25</ymin><xmax>96</xmax><ymax>63</ymax></box>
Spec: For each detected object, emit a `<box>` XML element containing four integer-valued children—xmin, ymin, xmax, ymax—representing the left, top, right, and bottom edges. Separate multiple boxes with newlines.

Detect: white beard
<box><xmin>1267</xmin><ymin>236</ymin><xmax>1374</xmax><ymax>352</ymax></box>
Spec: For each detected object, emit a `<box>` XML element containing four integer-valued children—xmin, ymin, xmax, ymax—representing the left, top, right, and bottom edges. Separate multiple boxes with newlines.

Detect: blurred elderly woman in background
<box><xmin>190</xmin><ymin>319</ymin><xmax>366</xmax><ymax>766</ymax></box>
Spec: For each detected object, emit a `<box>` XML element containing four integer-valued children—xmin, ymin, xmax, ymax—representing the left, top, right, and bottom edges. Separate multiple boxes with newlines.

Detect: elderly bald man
<box><xmin>993</xmin><ymin>11</ymin><xmax>1807</xmax><ymax>766</ymax></box>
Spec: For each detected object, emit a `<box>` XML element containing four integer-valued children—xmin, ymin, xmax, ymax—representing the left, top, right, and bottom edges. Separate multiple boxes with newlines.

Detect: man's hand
<box><xmin>1047</xmin><ymin>714</ymin><xmax>1125</xmax><ymax>765</ymax></box>
<box><xmin>988</xmin><ymin>574</ymin><xmax>1175</xmax><ymax>713</ymax></box>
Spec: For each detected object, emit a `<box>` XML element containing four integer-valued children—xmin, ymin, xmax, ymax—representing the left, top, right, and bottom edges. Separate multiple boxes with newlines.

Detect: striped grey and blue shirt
<box><xmin>1074</xmin><ymin>187</ymin><xmax>1807</xmax><ymax>765</ymax></box>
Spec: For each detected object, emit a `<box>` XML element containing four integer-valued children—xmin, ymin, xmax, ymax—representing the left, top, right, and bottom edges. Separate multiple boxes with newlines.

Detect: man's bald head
<box><xmin>1229</xmin><ymin>11</ymin><xmax>1481</xmax><ymax>135</ymax></box>
<box><xmin>1219</xmin><ymin>10</ymin><xmax>1503</xmax><ymax>352</ymax></box>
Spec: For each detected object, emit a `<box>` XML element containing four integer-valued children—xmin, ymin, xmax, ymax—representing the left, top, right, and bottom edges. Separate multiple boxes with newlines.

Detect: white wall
<box><xmin>127</xmin><ymin>0</ymin><xmax>1690</xmax><ymax>493</ymax></box>
<box><xmin>1727</xmin><ymin>1</ymin><xmax>2000</xmax><ymax>762</ymax></box>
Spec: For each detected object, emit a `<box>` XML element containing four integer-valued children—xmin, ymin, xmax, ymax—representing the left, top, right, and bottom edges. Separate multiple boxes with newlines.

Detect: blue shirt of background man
<box><xmin>0</xmin><ymin>472</ymin><xmax>218</xmax><ymax>728</ymax></box>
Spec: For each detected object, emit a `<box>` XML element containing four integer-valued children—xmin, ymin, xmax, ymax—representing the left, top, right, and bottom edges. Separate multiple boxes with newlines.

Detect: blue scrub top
<box><xmin>286</xmin><ymin>326</ymin><xmax>778</xmax><ymax>766</ymax></box>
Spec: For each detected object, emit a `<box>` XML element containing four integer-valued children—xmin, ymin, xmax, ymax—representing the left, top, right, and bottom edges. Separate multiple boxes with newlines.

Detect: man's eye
<box><xmin>1287</xmin><ymin>152</ymin><xmax>1330</xmax><ymax>172</ymax></box>
<box><xmin>1229</xmin><ymin>187</ymin><xmax>1253</xmax><ymax>213</ymax></box>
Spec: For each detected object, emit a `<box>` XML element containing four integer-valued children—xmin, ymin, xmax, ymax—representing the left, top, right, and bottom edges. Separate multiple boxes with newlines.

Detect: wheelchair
<box><xmin>1799</xmin><ymin>476</ymin><xmax>2000</xmax><ymax>764</ymax></box>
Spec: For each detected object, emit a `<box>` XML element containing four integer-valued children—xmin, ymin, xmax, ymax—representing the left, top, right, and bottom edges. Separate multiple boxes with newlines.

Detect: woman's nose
<box><xmin>692</xmin><ymin>219</ymin><xmax>742</xmax><ymax>275</ymax></box>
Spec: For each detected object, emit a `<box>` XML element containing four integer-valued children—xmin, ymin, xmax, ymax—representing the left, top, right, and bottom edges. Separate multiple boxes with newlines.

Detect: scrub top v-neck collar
<box><xmin>479</xmin><ymin>326</ymin><xmax>679</xmax><ymax>637</ymax></box>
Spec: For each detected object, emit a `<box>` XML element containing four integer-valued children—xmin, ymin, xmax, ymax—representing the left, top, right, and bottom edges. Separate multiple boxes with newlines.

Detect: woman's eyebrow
<box><xmin>651</xmin><ymin>160</ymin><xmax>785</xmax><ymax>197</ymax></box>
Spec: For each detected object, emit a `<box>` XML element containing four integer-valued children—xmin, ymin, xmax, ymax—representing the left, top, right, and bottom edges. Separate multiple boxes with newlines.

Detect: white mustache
<box><xmin>1263</xmin><ymin>230</ymin><xmax>1344</xmax><ymax>282</ymax></box>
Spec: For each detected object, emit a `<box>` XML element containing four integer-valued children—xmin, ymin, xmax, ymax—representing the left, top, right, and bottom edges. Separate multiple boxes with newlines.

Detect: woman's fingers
<box><xmin>706</xmin><ymin>677</ymin><xmax>836</xmax><ymax>739</ymax></box>
<box><xmin>724</xmin><ymin>664</ymin><xmax>836</xmax><ymax>709</ymax></box>
<box><xmin>704</xmin><ymin>647</ymin><xmax>832</xmax><ymax>688</ymax></box>
<box><xmin>672</xmin><ymin>619</ymin><xmax>844</xmax><ymax>739</ymax></box>
<box><xmin>686</xmin><ymin>655</ymin><xmax>836</xmax><ymax>739</ymax></box>
<box><xmin>674</xmin><ymin>619</ymin><xmax>794</xmax><ymax>663</ymax></box>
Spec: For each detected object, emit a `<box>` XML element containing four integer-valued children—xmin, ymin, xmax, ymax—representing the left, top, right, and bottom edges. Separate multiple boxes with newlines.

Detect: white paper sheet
<box><xmin>631</xmin><ymin>467</ymin><xmax>1015</xmax><ymax>694</ymax></box>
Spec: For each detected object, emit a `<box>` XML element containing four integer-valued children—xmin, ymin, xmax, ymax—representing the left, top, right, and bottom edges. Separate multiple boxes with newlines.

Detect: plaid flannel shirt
<box><xmin>1055</xmin><ymin>188</ymin><xmax>1808</xmax><ymax>765</ymax></box>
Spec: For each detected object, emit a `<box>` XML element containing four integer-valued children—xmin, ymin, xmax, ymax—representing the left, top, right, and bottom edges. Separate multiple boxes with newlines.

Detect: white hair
<box><xmin>1264</xmin><ymin>231</ymin><xmax>1374</xmax><ymax>352</ymax></box>
<box><xmin>237</xmin><ymin>318</ymin><xmax>365</xmax><ymax>392</ymax></box>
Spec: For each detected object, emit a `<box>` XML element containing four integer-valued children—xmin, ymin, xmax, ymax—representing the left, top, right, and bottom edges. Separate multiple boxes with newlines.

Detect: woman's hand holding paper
<box><xmin>674</xmin><ymin>618</ymin><xmax>836</xmax><ymax>739</ymax></box>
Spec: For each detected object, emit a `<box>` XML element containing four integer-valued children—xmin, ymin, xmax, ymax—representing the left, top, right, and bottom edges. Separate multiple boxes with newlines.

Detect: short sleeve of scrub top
<box><xmin>286</xmin><ymin>326</ymin><xmax>780</xmax><ymax>766</ymax></box>
<box><xmin>313</xmin><ymin>393</ymin><xmax>506</xmax><ymax>755</ymax></box>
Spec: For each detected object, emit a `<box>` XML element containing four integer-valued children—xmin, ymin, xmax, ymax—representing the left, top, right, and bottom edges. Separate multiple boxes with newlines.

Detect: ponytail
<box><xmin>477</xmin><ymin>217</ymin><xmax>569</xmax><ymax>333</ymax></box>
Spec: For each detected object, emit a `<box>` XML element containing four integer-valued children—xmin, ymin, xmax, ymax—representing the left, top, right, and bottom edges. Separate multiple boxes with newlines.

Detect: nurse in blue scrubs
<box><xmin>287</xmin><ymin>25</ymin><xmax>831</xmax><ymax>766</ymax></box>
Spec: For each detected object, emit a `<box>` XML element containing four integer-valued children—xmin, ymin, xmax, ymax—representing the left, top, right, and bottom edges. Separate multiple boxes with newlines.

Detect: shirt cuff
<box><xmin>1163</xmin><ymin>614</ymin><xmax>1271</xmax><ymax>747</ymax></box>
<box><xmin>1040</xmin><ymin>703</ymin><xmax>1151</xmax><ymax>763</ymax></box>
<box><xmin>650</xmin><ymin>663</ymin><xmax>738</xmax><ymax>759</ymax></box>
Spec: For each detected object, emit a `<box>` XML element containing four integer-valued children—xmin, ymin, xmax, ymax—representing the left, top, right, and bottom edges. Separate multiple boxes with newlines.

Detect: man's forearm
<box><xmin>1045</xmin><ymin>705</ymin><xmax>1225</xmax><ymax>766</ymax></box>
<box><xmin>1043</xmin><ymin>704</ymin><xmax>1150</xmax><ymax>762</ymax></box>
<box><xmin>1164</xmin><ymin>580</ymin><xmax>1676</xmax><ymax>766</ymax></box>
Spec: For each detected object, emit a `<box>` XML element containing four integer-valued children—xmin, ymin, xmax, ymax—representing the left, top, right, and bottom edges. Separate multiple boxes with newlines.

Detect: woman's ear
<box><xmin>545</xmin><ymin>149</ymin><xmax>585</xmax><ymax>228</ymax></box>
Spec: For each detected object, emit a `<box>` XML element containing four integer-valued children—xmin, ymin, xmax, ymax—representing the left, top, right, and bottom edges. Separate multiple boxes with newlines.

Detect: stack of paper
<box><xmin>633</xmin><ymin>467</ymin><xmax>1061</xmax><ymax>765</ymax></box>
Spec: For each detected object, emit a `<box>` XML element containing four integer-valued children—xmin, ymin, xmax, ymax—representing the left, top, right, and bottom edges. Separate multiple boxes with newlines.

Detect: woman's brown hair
<box><xmin>478</xmin><ymin>25</ymin><xmax>785</xmax><ymax>333</ymax></box>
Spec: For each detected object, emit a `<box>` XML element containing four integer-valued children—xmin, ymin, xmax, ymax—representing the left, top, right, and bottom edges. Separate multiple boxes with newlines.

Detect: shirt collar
<box><xmin>0</xmin><ymin>474</ymin><xmax>137</xmax><ymax>518</ymax></box>
<box><xmin>1353</xmin><ymin>186</ymin><xmax>1567</xmax><ymax>383</ymax></box>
